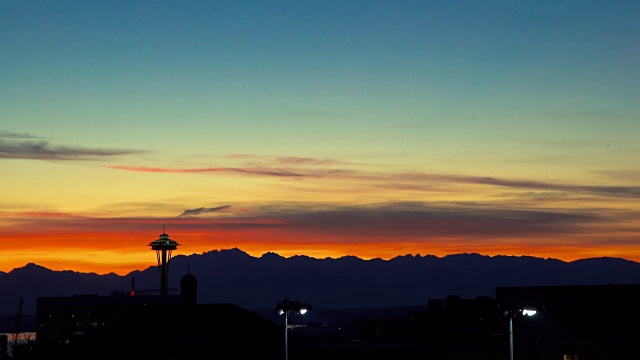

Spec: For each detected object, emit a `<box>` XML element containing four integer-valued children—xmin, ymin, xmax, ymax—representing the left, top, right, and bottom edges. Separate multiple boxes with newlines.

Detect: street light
<box><xmin>275</xmin><ymin>299</ymin><xmax>313</xmax><ymax>360</ymax></box>
<box><xmin>504</xmin><ymin>308</ymin><xmax>536</xmax><ymax>360</ymax></box>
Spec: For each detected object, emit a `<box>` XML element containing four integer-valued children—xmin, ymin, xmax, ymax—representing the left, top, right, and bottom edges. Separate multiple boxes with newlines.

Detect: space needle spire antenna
<box><xmin>148</xmin><ymin>227</ymin><xmax>180</xmax><ymax>296</ymax></box>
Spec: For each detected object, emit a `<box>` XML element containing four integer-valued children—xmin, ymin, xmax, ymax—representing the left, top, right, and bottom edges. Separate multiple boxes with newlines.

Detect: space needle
<box><xmin>148</xmin><ymin>228</ymin><xmax>180</xmax><ymax>296</ymax></box>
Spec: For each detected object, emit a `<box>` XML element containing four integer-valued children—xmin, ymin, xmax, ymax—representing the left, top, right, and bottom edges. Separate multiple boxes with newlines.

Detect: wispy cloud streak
<box><xmin>0</xmin><ymin>134</ymin><xmax>144</xmax><ymax>161</ymax></box>
<box><xmin>108</xmin><ymin>165</ymin><xmax>304</xmax><ymax>177</ymax></box>
<box><xmin>177</xmin><ymin>205</ymin><xmax>232</xmax><ymax>218</ymax></box>
<box><xmin>109</xmin><ymin>164</ymin><xmax>640</xmax><ymax>199</ymax></box>
<box><xmin>275</xmin><ymin>156</ymin><xmax>340</xmax><ymax>165</ymax></box>
<box><xmin>430</xmin><ymin>174</ymin><xmax>640</xmax><ymax>198</ymax></box>
<box><xmin>0</xmin><ymin>131</ymin><xmax>40</xmax><ymax>139</ymax></box>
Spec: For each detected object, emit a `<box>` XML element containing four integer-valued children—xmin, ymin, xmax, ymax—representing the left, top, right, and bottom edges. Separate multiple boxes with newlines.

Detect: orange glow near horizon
<box><xmin>2</xmin><ymin>220</ymin><xmax>640</xmax><ymax>275</ymax></box>
<box><xmin>1</xmin><ymin>195</ymin><xmax>639</xmax><ymax>275</ymax></box>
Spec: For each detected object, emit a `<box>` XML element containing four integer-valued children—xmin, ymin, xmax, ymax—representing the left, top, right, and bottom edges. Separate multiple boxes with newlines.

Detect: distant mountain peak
<box><xmin>337</xmin><ymin>255</ymin><xmax>363</xmax><ymax>261</ymax></box>
<box><xmin>222</xmin><ymin>247</ymin><xmax>253</xmax><ymax>257</ymax></box>
<box><xmin>10</xmin><ymin>262</ymin><xmax>50</xmax><ymax>274</ymax></box>
<box><xmin>260</xmin><ymin>252</ymin><xmax>284</xmax><ymax>260</ymax></box>
<box><xmin>572</xmin><ymin>257</ymin><xmax>638</xmax><ymax>266</ymax></box>
<box><xmin>203</xmin><ymin>247</ymin><xmax>252</xmax><ymax>257</ymax></box>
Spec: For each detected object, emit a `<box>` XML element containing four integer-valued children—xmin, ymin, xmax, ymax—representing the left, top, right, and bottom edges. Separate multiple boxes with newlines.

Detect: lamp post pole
<box><xmin>276</xmin><ymin>299</ymin><xmax>312</xmax><ymax>360</ymax></box>
<box><xmin>509</xmin><ymin>313</ymin><xmax>514</xmax><ymax>360</ymax></box>
<box><xmin>284</xmin><ymin>309</ymin><xmax>289</xmax><ymax>360</ymax></box>
<box><xmin>504</xmin><ymin>308</ymin><xmax>536</xmax><ymax>360</ymax></box>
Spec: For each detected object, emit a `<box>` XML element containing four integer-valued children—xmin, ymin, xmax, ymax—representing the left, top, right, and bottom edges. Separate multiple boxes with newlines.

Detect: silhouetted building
<box><xmin>0</xmin><ymin>334</ymin><xmax>7</xmax><ymax>359</ymax></box>
<box><xmin>496</xmin><ymin>284</ymin><xmax>640</xmax><ymax>360</ymax></box>
<box><xmin>34</xmin><ymin>273</ymin><xmax>281</xmax><ymax>360</ymax></box>
<box><xmin>180</xmin><ymin>270</ymin><xmax>197</xmax><ymax>305</ymax></box>
<box><xmin>413</xmin><ymin>295</ymin><xmax>505</xmax><ymax>359</ymax></box>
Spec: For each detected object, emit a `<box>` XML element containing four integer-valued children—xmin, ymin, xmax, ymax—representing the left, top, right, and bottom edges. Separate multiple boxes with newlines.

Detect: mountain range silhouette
<box><xmin>2</xmin><ymin>248</ymin><xmax>640</xmax><ymax>316</ymax></box>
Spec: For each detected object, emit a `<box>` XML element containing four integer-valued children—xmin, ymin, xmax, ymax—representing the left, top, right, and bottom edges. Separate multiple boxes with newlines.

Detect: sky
<box><xmin>1</xmin><ymin>0</ymin><xmax>639</xmax><ymax>275</ymax></box>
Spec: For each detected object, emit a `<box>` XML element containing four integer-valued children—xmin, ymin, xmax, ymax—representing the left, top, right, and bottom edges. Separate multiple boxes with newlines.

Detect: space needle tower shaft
<box><xmin>148</xmin><ymin>230</ymin><xmax>180</xmax><ymax>296</ymax></box>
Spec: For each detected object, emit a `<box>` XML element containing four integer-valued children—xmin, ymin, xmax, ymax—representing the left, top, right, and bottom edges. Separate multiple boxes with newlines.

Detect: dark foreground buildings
<box><xmin>495</xmin><ymin>284</ymin><xmax>640</xmax><ymax>360</ymax></box>
<box><xmin>26</xmin><ymin>272</ymin><xmax>281</xmax><ymax>360</ymax></box>
<box><xmin>8</xmin><ymin>280</ymin><xmax>640</xmax><ymax>359</ymax></box>
<box><xmin>287</xmin><ymin>284</ymin><xmax>640</xmax><ymax>360</ymax></box>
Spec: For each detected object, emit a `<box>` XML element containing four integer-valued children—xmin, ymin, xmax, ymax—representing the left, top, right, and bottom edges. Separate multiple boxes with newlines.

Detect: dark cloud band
<box><xmin>0</xmin><ymin>140</ymin><xmax>144</xmax><ymax>161</ymax></box>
